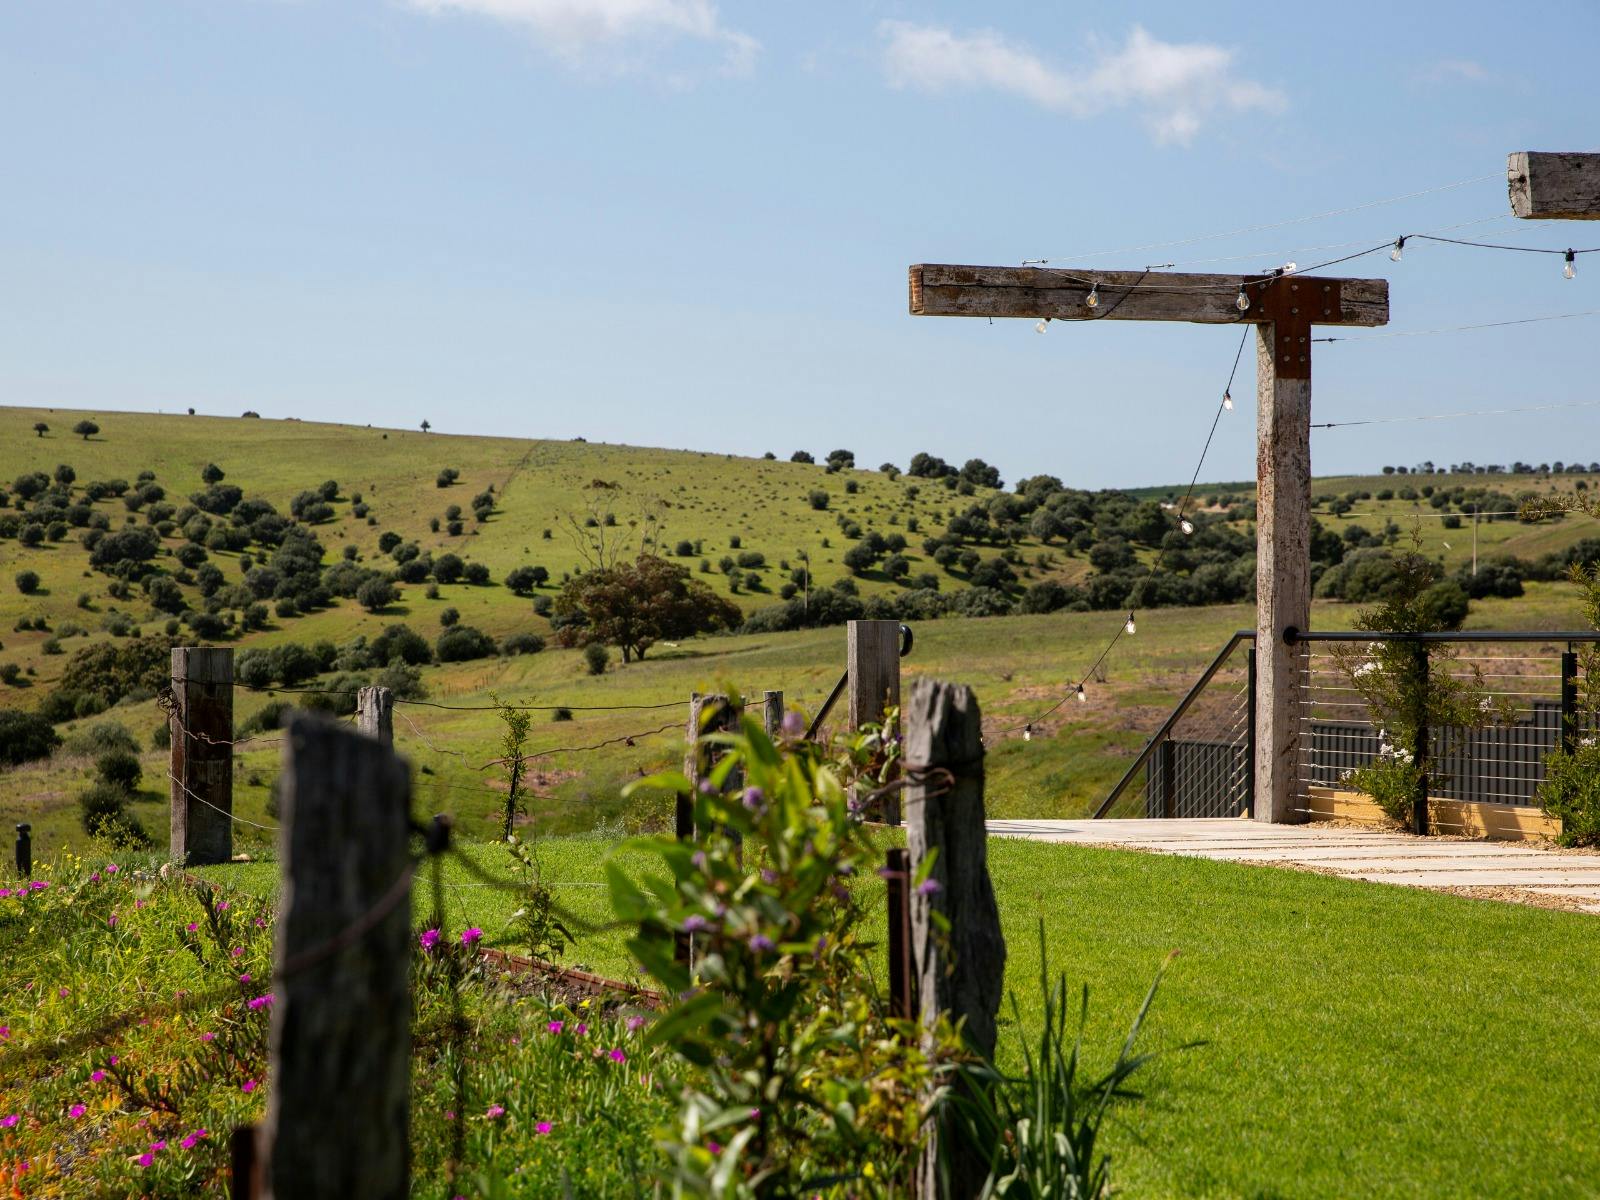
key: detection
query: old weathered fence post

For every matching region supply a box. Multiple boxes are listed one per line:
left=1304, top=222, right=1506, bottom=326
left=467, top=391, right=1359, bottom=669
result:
left=762, top=689, right=784, bottom=738
left=848, top=620, right=903, bottom=822
left=260, top=716, right=413, bottom=1200
left=684, top=692, right=742, bottom=838
left=14, top=823, right=31, bottom=879
left=905, top=678, right=1005, bottom=1199
left=356, top=685, right=394, bottom=748
left=169, top=646, right=235, bottom=865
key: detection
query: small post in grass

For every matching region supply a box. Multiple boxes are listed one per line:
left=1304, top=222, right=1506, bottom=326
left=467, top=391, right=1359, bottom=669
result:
left=904, top=677, right=1005, bottom=1200
left=14, top=823, right=31, bottom=879
left=848, top=620, right=904, bottom=823
left=356, top=685, right=394, bottom=748
left=261, top=715, right=412, bottom=1200
left=169, top=646, right=235, bottom=866
left=883, top=847, right=914, bottom=1020
left=685, top=692, right=742, bottom=839
left=761, top=689, right=784, bottom=738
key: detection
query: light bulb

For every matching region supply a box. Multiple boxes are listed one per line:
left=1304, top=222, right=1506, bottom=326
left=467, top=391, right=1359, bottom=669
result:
left=1223, top=390, right=1234, bottom=411
left=1085, top=283, right=1099, bottom=309
left=1390, top=237, right=1405, bottom=262
left=1234, top=287, right=1250, bottom=313
left=1282, top=261, right=1298, bottom=275
left=1022, top=725, right=1033, bottom=742
left=1075, top=683, right=1087, bottom=703
left=1036, top=318, right=1050, bottom=333
left=1565, top=250, right=1576, bottom=280
left=1124, top=612, right=1137, bottom=636
left=1180, top=517, right=1194, bottom=535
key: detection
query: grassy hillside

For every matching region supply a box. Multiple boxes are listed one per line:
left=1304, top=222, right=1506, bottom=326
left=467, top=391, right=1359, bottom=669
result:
left=2, top=405, right=1595, bottom=860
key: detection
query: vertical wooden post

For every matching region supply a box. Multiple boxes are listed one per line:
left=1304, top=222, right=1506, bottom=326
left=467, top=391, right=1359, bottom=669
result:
left=884, top=847, right=913, bottom=1020
left=904, top=678, right=1004, bottom=1200
left=1253, top=311, right=1311, bottom=824
left=685, top=692, right=742, bottom=838
left=1245, top=647, right=1258, bottom=818
left=262, top=716, right=412, bottom=1200
left=761, top=689, right=784, bottom=738
left=848, top=620, right=903, bottom=823
left=356, top=685, right=394, bottom=748
left=169, top=647, right=235, bottom=865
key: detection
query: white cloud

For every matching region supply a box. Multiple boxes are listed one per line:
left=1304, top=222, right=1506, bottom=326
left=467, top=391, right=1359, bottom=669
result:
left=405, top=0, right=758, bottom=76
left=880, top=22, right=1284, bottom=145
left=1419, top=58, right=1489, bottom=84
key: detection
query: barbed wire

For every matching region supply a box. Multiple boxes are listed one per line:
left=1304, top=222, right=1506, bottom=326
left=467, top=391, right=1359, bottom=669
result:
left=474, top=720, right=682, bottom=771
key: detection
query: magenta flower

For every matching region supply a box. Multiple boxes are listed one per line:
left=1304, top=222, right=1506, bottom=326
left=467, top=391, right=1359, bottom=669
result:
left=575, top=1023, right=588, bottom=1035
left=91, top=1070, right=105, bottom=1083
left=185, top=922, right=198, bottom=932
left=749, top=1107, right=760, bottom=1120
left=0, top=889, right=10, bottom=898
left=241, top=1080, right=257, bottom=1093
left=106, top=864, right=119, bottom=874
left=69, top=1104, right=86, bottom=1118
left=419, top=929, right=441, bottom=952
left=181, top=1128, right=207, bottom=1149
left=58, top=987, right=69, bottom=998
left=108, top=1055, right=119, bottom=1066
left=547, top=1020, right=564, bottom=1034
left=107, top=914, right=118, bottom=928
left=535, top=1121, right=553, bottom=1135
left=626, top=1016, right=646, bottom=1032
left=200, top=1032, right=216, bottom=1042
left=1, top=1114, right=18, bottom=1128
left=247, top=995, right=273, bottom=1010
left=231, top=947, right=245, bottom=959
left=608, top=1048, right=626, bottom=1063
left=150, top=1140, right=166, bottom=1152
left=29, top=881, right=48, bottom=891
left=445, top=1110, right=456, bottom=1120
left=254, top=917, right=267, bottom=928
left=461, top=927, right=482, bottom=947
left=138, top=1153, right=154, bottom=1168
left=916, top=878, right=943, bottom=898
left=485, top=1104, right=505, bottom=1119
left=0, top=1026, right=10, bottom=1041
left=90, top=872, right=101, bottom=883
left=707, top=1140, right=722, bottom=1155
left=216, top=901, right=230, bottom=911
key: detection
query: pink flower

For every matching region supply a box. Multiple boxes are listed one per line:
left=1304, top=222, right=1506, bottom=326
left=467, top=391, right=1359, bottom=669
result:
left=0, top=1026, right=9, bottom=1040
left=200, top=1032, right=216, bottom=1042
left=1, top=1114, right=18, bottom=1128
left=460, top=927, right=482, bottom=947
left=575, top=1023, right=588, bottom=1035
left=485, top=1105, right=505, bottom=1119
left=138, top=1153, right=154, bottom=1168
left=91, top=1070, right=106, bottom=1083
left=247, top=995, right=273, bottom=1010
left=108, top=1055, right=119, bottom=1066
left=216, top=901, right=230, bottom=911
left=535, top=1121, right=553, bottom=1135
left=231, top=947, right=245, bottom=958
left=181, top=1128, right=207, bottom=1149
left=749, top=1107, right=760, bottom=1120
left=150, top=1140, right=166, bottom=1152
left=547, top=1020, right=564, bottom=1034
left=186, top=922, right=198, bottom=932
left=29, top=881, right=48, bottom=891
left=107, top=914, right=118, bottom=928
left=419, top=929, right=440, bottom=952
left=58, top=987, right=70, bottom=998
left=241, top=1080, right=257, bottom=1093
left=608, top=1048, right=626, bottom=1063
left=254, top=917, right=267, bottom=928
left=69, top=1104, right=86, bottom=1118
left=626, top=1016, right=646, bottom=1032
left=0, top=889, right=10, bottom=898
left=239, top=973, right=251, bottom=984
left=91, top=872, right=101, bottom=883
left=444, top=1110, right=456, bottom=1120
left=106, top=864, right=119, bottom=874
left=707, top=1140, right=722, bottom=1155
left=135, top=899, right=145, bottom=909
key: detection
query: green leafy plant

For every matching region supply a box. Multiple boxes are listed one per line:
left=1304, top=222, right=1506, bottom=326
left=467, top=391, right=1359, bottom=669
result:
left=951, top=922, right=1188, bottom=1199
left=491, top=692, right=530, bottom=840
left=1538, top=563, right=1600, bottom=845
left=503, top=834, right=574, bottom=964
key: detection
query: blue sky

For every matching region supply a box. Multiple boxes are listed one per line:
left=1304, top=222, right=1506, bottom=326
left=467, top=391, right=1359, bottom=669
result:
left=3, top=1, right=1598, bottom=488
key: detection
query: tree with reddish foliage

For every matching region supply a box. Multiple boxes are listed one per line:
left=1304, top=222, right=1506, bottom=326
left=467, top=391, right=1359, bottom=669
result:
left=553, top=554, right=741, bottom=663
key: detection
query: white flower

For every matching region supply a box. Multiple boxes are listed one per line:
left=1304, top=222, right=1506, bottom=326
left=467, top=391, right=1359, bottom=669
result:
left=1354, top=662, right=1377, bottom=678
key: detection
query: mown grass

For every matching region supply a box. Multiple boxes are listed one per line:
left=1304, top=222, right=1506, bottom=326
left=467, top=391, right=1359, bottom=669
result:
left=199, top=833, right=1600, bottom=1198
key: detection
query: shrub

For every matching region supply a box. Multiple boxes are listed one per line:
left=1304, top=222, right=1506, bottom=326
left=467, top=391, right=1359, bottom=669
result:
left=439, top=607, right=460, bottom=627
left=1, top=663, right=22, bottom=685
left=356, top=577, right=396, bottom=612
left=63, top=720, right=140, bottom=758
left=583, top=643, right=609, bottom=675
left=14, top=570, right=40, bottom=595
left=95, top=749, right=143, bottom=793
left=78, top=782, right=150, bottom=847
left=463, top=562, right=490, bottom=586
left=435, top=625, right=497, bottom=662
left=432, top=553, right=464, bottom=584
left=0, top=710, right=61, bottom=765
left=808, top=489, right=829, bottom=510
left=502, top=633, right=545, bottom=656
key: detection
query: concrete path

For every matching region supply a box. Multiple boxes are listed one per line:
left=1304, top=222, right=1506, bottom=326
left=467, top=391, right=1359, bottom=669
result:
left=987, top=818, right=1600, bottom=912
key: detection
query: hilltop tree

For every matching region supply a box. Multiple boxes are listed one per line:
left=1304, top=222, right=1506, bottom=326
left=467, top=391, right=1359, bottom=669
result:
left=32, top=422, right=47, bottom=438
left=421, top=420, right=432, bottom=433
left=72, top=419, right=99, bottom=441
left=201, top=463, right=225, bottom=484
left=553, top=553, right=741, bottom=663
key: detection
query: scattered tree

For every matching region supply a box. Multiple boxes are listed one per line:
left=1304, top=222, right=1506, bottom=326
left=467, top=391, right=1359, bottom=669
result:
left=72, top=419, right=99, bottom=441
left=553, top=554, right=741, bottom=663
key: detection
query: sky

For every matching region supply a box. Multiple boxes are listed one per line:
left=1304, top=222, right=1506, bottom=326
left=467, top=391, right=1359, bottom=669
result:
left=3, top=1, right=1598, bottom=489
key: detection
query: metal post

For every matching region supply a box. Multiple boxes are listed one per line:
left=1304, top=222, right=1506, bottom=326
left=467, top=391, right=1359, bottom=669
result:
left=884, top=847, right=913, bottom=1020
left=1245, top=649, right=1258, bottom=818
left=14, top=823, right=31, bottom=878
left=1159, top=738, right=1177, bottom=819
left=1413, top=642, right=1430, bottom=837
left=1561, top=650, right=1579, bottom=754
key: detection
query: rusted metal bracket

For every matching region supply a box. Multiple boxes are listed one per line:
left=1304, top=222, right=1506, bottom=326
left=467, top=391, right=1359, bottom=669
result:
left=1245, top=275, right=1344, bottom=380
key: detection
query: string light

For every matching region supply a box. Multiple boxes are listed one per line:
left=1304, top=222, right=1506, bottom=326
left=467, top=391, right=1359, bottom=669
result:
left=1075, top=684, right=1087, bottom=703
left=1085, top=283, right=1099, bottom=309
left=1179, top=517, right=1195, bottom=535
left=1124, top=612, right=1137, bottom=636
left=1390, top=236, right=1405, bottom=262
left=1223, top=389, right=1234, bottom=411
left=1565, top=249, right=1577, bottom=280
left=1023, top=725, right=1033, bottom=742
left=1035, top=318, right=1050, bottom=333
left=1234, top=287, right=1250, bottom=312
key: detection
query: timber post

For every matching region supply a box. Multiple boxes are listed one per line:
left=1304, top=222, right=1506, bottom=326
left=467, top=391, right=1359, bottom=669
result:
left=356, top=685, right=394, bottom=748
left=169, top=646, right=235, bottom=865
left=904, top=678, right=1004, bottom=1199
left=261, top=716, right=413, bottom=1200
left=847, top=620, right=904, bottom=822
left=761, top=689, right=784, bottom=738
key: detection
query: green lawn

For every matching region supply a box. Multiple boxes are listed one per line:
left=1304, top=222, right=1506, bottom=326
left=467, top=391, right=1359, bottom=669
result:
left=196, top=833, right=1600, bottom=1198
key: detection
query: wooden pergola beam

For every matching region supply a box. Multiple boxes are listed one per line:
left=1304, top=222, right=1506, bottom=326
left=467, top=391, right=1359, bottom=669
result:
left=1508, top=152, right=1600, bottom=220
left=909, top=264, right=1390, bottom=327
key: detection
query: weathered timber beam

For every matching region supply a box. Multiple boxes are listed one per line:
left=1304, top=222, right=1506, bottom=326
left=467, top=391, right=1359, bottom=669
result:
left=1509, top=152, right=1600, bottom=220
left=908, top=264, right=1389, bottom=327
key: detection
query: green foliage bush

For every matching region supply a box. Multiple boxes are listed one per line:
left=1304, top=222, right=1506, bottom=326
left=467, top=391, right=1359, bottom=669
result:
left=63, top=720, right=141, bottom=759
left=94, top=748, right=142, bottom=793
left=0, top=710, right=61, bottom=765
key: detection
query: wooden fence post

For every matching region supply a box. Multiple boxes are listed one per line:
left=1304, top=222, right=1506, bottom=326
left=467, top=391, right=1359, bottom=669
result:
left=762, top=689, right=784, bottom=738
left=905, top=678, right=1005, bottom=1200
left=261, top=716, right=412, bottom=1200
left=169, top=646, right=234, bottom=866
left=684, top=692, right=742, bottom=838
left=848, top=620, right=903, bottom=822
left=356, top=685, right=394, bottom=748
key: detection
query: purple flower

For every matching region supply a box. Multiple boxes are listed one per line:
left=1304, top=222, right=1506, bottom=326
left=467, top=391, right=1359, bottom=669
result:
left=181, top=1128, right=207, bottom=1149
left=741, top=787, right=765, bottom=810
left=461, top=927, right=482, bottom=948
left=186, top=922, right=198, bottom=932
left=0, top=1114, right=18, bottom=1128
left=419, top=928, right=441, bottom=952
left=247, top=995, right=273, bottom=1010
left=485, top=1104, right=505, bottom=1119
left=781, top=711, right=805, bottom=737
left=608, top=1048, right=626, bottom=1063
left=106, top=864, right=119, bottom=874
left=138, top=1153, right=154, bottom=1168
left=69, top=1104, right=86, bottom=1119
left=241, top=1079, right=257, bottom=1093
left=238, top=973, right=251, bottom=984
left=575, top=1023, right=588, bottom=1035
left=760, top=868, right=778, bottom=885
left=748, top=933, right=775, bottom=954
left=200, top=1032, right=216, bottom=1042
left=535, top=1121, right=553, bottom=1135
left=91, top=1070, right=105, bottom=1083
left=231, top=947, right=245, bottom=958
left=0, top=889, right=10, bottom=898
left=90, top=872, right=101, bottom=883
left=917, top=879, right=943, bottom=898
left=216, top=901, right=230, bottom=911
left=691, top=851, right=708, bottom=871
left=29, top=881, right=48, bottom=891
left=682, top=914, right=709, bottom=933
left=547, top=1020, right=564, bottom=1034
